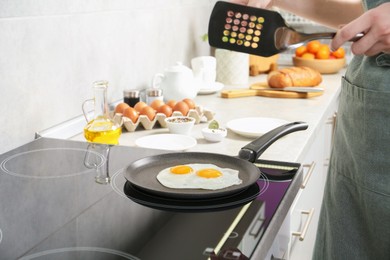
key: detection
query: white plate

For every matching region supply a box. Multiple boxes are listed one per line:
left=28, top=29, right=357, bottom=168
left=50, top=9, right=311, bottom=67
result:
left=135, top=134, right=197, bottom=151
left=197, top=82, right=224, bottom=95
left=226, top=117, right=291, bottom=138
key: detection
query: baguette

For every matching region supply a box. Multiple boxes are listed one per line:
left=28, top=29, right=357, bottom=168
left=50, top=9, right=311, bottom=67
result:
left=267, top=66, right=322, bottom=88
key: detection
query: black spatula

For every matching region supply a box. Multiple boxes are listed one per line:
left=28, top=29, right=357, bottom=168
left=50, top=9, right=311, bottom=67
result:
left=208, top=1, right=361, bottom=57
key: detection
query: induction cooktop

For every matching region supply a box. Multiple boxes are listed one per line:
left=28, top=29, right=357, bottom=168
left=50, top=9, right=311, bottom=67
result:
left=0, top=137, right=302, bottom=260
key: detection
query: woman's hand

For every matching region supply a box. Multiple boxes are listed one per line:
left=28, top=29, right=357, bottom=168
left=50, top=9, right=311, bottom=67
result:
left=230, top=0, right=274, bottom=8
left=331, top=2, right=390, bottom=56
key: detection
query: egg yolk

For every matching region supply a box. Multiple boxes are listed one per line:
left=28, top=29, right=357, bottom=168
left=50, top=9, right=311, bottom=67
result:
left=196, top=168, right=222, bottom=178
left=170, top=165, right=193, bottom=174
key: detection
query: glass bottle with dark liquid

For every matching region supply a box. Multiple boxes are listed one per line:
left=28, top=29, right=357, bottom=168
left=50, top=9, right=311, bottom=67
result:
left=82, top=81, right=122, bottom=145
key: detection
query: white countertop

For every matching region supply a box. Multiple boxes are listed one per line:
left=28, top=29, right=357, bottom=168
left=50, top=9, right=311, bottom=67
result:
left=72, top=70, right=343, bottom=163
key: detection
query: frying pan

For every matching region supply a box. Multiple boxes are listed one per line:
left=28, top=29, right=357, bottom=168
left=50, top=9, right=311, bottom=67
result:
left=125, top=121, right=308, bottom=199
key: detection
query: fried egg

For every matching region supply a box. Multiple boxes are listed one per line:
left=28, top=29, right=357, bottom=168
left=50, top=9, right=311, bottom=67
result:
left=156, top=163, right=242, bottom=190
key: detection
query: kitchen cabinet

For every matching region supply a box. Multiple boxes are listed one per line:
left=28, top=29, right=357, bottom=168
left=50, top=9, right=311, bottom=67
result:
left=270, top=98, right=339, bottom=260
left=289, top=90, right=339, bottom=260
left=323, top=95, right=339, bottom=174
left=288, top=125, right=325, bottom=260
left=264, top=126, right=325, bottom=260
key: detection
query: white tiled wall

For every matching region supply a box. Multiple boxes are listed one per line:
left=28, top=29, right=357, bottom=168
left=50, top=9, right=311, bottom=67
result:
left=0, top=0, right=216, bottom=154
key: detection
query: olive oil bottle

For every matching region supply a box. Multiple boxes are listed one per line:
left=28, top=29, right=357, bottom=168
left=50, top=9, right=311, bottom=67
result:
left=83, top=81, right=122, bottom=145
left=84, top=117, right=121, bottom=145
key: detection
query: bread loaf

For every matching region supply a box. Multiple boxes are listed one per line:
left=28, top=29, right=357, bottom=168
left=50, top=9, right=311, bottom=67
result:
left=267, top=66, right=322, bottom=88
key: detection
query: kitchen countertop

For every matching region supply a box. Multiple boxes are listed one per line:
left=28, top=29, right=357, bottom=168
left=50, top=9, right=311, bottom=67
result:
left=73, top=70, right=343, bottom=163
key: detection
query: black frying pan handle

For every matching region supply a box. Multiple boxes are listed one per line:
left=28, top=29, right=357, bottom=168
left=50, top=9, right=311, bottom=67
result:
left=238, top=121, right=308, bottom=163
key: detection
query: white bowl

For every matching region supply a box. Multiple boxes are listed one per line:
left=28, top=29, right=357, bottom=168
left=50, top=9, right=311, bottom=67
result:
left=164, top=116, right=195, bottom=135
left=202, top=127, right=227, bottom=142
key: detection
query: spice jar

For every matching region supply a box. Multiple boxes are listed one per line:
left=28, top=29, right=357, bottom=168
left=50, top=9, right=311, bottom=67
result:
left=146, top=88, right=163, bottom=105
left=123, top=89, right=140, bottom=107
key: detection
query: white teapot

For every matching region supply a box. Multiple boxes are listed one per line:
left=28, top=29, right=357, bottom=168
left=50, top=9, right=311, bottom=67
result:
left=153, top=62, right=199, bottom=101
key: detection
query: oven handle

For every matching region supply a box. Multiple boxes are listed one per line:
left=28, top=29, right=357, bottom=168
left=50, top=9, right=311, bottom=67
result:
left=292, top=208, right=315, bottom=241
left=249, top=216, right=265, bottom=237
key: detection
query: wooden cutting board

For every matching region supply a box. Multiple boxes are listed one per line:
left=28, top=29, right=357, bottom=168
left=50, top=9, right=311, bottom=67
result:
left=221, top=82, right=324, bottom=99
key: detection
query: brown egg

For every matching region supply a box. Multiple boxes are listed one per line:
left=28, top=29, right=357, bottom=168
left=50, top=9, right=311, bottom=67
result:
left=182, top=98, right=196, bottom=109
left=173, top=101, right=190, bottom=116
left=156, top=104, right=173, bottom=117
left=122, top=107, right=139, bottom=123
left=150, top=99, right=165, bottom=111
left=140, top=106, right=156, bottom=121
left=115, top=102, right=130, bottom=114
left=166, top=100, right=177, bottom=109
left=134, top=101, right=148, bottom=112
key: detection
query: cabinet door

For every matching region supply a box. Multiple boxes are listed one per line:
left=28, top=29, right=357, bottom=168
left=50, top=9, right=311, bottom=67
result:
left=324, top=95, right=339, bottom=179
left=289, top=126, right=325, bottom=260
left=323, top=115, right=337, bottom=182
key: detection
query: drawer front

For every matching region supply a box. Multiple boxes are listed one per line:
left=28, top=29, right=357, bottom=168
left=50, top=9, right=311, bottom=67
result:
left=289, top=129, right=326, bottom=259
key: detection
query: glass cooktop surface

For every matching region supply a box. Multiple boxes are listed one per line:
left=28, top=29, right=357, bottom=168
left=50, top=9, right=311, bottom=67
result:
left=0, top=138, right=300, bottom=260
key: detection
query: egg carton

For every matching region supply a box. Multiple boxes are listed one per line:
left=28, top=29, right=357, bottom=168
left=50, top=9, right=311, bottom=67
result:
left=111, top=106, right=215, bottom=132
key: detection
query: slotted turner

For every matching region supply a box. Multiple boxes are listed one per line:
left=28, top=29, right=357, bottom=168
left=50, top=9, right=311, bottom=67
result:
left=208, top=1, right=362, bottom=57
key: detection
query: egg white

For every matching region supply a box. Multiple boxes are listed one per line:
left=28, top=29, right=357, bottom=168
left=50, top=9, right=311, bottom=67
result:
left=156, top=163, right=242, bottom=190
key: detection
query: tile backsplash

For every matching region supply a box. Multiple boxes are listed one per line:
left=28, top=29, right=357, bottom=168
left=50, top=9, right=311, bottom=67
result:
left=0, top=0, right=216, bottom=154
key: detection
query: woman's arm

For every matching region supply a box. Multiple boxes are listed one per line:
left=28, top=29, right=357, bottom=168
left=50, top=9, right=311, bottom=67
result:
left=231, top=0, right=364, bottom=29
left=274, top=0, right=364, bottom=29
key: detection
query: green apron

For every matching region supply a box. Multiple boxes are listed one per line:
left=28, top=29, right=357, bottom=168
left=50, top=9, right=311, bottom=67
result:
left=312, top=1, right=390, bottom=259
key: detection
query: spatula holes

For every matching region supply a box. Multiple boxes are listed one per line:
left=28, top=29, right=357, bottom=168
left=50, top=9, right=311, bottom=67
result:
left=220, top=9, right=265, bottom=50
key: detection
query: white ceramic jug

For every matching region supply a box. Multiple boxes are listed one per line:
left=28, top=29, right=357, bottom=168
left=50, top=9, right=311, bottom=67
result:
left=153, top=62, right=198, bottom=101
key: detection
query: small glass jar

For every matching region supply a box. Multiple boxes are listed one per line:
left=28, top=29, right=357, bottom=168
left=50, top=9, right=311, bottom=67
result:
left=123, top=89, right=140, bottom=107
left=82, top=81, right=122, bottom=145
left=146, top=88, right=163, bottom=105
